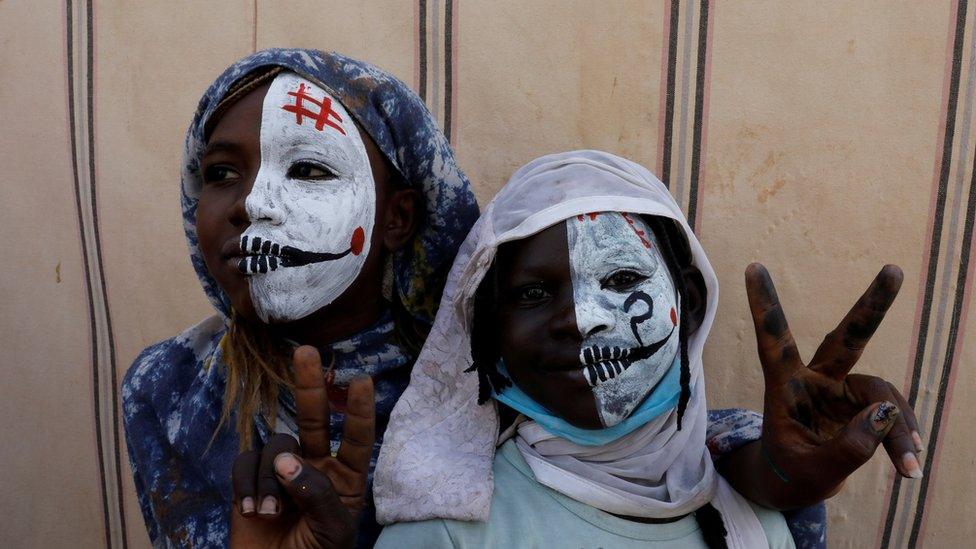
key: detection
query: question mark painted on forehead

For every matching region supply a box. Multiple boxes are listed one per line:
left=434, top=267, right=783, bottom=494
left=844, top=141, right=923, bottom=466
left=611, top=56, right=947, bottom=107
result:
left=624, top=291, right=654, bottom=346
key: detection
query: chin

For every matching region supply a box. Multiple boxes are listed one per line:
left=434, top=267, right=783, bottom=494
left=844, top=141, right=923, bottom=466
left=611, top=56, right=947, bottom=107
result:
left=552, top=405, right=603, bottom=430
left=565, top=415, right=604, bottom=431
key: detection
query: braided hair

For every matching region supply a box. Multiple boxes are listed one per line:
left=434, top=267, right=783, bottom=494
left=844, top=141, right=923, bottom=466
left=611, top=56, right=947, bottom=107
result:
left=465, top=254, right=511, bottom=404
left=643, top=215, right=693, bottom=431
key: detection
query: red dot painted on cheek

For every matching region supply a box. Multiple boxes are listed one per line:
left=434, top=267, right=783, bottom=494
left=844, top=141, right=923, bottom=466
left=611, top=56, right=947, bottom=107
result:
left=351, top=226, right=366, bottom=256
left=670, top=307, right=678, bottom=326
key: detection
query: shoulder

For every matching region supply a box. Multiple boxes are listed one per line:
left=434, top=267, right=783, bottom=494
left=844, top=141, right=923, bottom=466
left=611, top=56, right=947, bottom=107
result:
left=747, top=502, right=797, bottom=549
left=122, top=315, right=225, bottom=414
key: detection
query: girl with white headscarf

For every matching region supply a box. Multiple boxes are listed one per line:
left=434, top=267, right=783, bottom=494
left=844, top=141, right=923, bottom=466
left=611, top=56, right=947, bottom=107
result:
left=372, top=150, right=792, bottom=547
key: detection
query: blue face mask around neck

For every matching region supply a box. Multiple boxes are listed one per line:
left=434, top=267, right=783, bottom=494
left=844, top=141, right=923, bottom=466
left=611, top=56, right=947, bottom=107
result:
left=492, top=355, right=682, bottom=446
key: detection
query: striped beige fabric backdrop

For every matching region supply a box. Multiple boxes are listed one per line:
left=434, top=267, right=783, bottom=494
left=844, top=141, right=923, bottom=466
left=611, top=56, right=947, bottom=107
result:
left=1, top=1, right=973, bottom=547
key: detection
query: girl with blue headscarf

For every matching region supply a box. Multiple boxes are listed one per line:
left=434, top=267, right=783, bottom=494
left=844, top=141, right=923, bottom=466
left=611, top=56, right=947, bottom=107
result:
left=122, top=49, right=480, bottom=547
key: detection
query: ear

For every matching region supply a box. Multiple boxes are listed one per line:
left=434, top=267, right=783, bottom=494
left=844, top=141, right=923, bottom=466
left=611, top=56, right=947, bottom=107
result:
left=680, top=265, right=707, bottom=334
left=357, top=124, right=422, bottom=253
left=381, top=187, right=422, bottom=252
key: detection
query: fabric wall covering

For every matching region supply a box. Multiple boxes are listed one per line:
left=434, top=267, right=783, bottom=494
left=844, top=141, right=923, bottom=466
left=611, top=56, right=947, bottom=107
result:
left=0, top=1, right=972, bottom=547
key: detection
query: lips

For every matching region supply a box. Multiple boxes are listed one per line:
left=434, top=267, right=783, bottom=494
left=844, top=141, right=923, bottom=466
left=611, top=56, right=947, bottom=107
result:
left=235, top=228, right=365, bottom=275
left=579, top=324, right=676, bottom=387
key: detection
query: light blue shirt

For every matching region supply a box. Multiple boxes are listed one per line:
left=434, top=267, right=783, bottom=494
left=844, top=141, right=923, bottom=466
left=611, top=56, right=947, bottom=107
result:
left=377, top=440, right=795, bottom=548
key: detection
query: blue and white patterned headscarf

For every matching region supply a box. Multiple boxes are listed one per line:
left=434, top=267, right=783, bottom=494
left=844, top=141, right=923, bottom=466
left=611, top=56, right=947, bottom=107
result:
left=123, top=49, right=479, bottom=548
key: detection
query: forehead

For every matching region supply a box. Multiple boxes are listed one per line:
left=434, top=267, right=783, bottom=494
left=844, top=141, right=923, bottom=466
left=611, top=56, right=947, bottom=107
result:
left=497, top=222, right=568, bottom=281
left=263, top=72, right=356, bottom=139
left=569, top=212, right=656, bottom=252
left=497, top=213, right=665, bottom=279
left=205, top=80, right=271, bottom=146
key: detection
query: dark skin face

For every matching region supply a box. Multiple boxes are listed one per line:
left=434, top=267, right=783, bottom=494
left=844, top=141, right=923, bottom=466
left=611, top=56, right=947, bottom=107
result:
left=197, top=80, right=421, bottom=345
left=494, top=221, right=707, bottom=430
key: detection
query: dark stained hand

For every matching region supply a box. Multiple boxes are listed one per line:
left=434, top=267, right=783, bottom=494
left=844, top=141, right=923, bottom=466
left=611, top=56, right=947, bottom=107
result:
left=230, top=345, right=375, bottom=549
left=742, top=263, right=922, bottom=508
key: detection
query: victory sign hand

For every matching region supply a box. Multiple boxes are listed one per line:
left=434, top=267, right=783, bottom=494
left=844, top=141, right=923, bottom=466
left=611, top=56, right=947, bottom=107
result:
left=744, top=263, right=922, bottom=507
left=230, top=346, right=375, bottom=549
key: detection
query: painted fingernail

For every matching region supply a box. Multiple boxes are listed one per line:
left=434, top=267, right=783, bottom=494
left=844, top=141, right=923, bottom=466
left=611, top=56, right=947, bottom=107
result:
left=912, top=431, right=924, bottom=453
left=871, top=401, right=900, bottom=434
left=902, top=452, right=923, bottom=479
left=241, top=496, right=255, bottom=515
left=259, top=495, right=278, bottom=515
left=274, top=452, right=303, bottom=481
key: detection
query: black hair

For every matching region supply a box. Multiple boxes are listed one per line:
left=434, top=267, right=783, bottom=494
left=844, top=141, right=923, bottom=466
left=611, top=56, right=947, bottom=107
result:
left=465, top=254, right=512, bottom=404
left=643, top=215, right=692, bottom=431
left=696, top=502, right=730, bottom=549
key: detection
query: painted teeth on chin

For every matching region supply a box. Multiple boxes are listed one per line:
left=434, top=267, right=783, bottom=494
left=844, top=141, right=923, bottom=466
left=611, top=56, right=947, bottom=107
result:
left=583, top=359, right=632, bottom=387
left=238, top=254, right=282, bottom=274
left=580, top=345, right=626, bottom=365
left=237, top=236, right=285, bottom=274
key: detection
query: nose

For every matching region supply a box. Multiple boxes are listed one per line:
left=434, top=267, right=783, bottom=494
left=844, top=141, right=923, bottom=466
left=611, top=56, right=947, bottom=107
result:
left=244, top=172, right=286, bottom=225
left=569, top=290, right=616, bottom=338
left=226, top=178, right=255, bottom=229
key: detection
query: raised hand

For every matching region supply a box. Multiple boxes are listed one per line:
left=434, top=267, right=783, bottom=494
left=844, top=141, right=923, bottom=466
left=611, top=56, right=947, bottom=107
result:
left=230, top=346, right=375, bottom=549
left=737, top=263, right=922, bottom=508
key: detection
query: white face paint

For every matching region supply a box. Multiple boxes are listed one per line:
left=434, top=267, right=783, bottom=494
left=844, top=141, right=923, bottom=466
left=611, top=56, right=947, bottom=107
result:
left=239, top=72, right=376, bottom=323
left=567, top=212, right=680, bottom=427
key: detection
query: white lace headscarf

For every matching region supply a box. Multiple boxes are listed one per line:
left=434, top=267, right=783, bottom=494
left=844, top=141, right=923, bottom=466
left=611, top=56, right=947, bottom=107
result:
left=374, top=150, right=765, bottom=546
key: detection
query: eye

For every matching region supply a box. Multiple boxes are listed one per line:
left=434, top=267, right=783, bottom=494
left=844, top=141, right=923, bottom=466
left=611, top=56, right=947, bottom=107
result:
left=602, top=270, right=648, bottom=291
left=512, top=283, right=553, bottom=307
left=288, top=161, right=335, bottom=180
left=202, top=165, right=242, bottom=185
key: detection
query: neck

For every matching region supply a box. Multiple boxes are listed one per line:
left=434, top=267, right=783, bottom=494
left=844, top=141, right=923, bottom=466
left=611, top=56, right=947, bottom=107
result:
left=266, top=292, right=387, bottom=347
left=611, top=512, right=689, bottom=524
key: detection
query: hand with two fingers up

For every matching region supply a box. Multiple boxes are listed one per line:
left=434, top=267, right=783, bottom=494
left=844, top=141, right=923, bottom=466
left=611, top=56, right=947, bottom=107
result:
left=724, top=263, right=923, bottom=510
left=230, top=346, right=376, bottom=549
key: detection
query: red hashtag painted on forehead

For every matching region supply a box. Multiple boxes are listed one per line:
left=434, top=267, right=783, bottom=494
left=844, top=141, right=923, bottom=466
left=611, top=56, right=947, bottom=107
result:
left=281, top=82, right=346, bottom=135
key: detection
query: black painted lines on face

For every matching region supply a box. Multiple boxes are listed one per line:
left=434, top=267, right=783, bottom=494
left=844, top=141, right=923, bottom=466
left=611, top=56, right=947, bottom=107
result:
left=579, top=324, right=676, bottom=387
left=237, top=234, right=357, bottom=274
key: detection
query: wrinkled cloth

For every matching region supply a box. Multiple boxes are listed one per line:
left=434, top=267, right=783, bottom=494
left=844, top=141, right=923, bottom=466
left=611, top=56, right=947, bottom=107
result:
left=706, top=409, right=827, bottom=549
left=375, top=440, right=795, bottom=548
left=122, top=48, right=479, bottom=548
left=374, top=150, right=825, bottom=548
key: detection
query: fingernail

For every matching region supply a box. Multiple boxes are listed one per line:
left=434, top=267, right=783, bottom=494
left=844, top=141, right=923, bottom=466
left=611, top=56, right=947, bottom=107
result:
left=902, top=452, right=923, bottom=479
left=259, top=495, right=278, bottom=515
left=871, top=401, right=900, bottom=434
left=912, top=431, right=923, bottom=453
left=274, top=452, right=302, bottom=481
left=241, top=496, right=255, bottom=515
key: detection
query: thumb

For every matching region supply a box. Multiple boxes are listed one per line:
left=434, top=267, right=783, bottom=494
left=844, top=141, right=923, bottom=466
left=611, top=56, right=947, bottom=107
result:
left=812, top=401, right=899, bottom=481
left=273, top=452, right=358, bottom=547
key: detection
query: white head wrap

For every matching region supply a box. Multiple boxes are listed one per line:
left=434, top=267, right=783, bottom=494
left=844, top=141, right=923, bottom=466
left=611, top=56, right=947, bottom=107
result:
left=374, top=150, right=766, bottom=547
